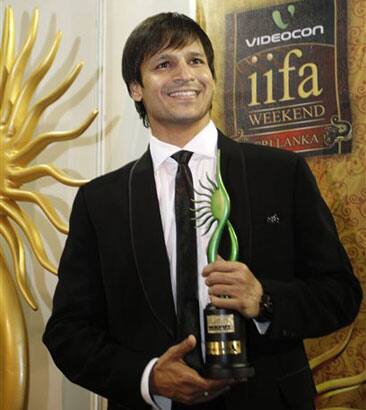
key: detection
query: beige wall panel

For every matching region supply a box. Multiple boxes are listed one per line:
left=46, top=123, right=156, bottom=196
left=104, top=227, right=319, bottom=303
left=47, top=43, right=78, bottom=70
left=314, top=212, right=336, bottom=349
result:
left=0, top=0, right=101, bottom=409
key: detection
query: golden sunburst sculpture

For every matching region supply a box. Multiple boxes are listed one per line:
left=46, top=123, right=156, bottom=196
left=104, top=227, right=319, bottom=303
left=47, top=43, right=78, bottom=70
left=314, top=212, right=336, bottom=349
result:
left=0, top=6, right=97, bottom=410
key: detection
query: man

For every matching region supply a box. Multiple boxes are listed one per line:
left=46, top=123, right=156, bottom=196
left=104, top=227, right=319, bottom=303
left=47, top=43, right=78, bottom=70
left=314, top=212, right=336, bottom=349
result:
left=43, top=12, right=362, bottom=410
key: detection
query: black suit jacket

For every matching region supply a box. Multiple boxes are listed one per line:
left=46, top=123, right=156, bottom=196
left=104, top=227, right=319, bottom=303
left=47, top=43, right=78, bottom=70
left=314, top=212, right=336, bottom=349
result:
left=43, top=132, right=362, bottom=410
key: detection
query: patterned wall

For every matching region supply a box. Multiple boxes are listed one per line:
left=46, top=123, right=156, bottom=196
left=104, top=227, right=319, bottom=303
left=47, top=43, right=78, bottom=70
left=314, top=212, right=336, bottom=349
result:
left=305, top=1, right=366, bottom=407
left=197, top=0, right=366, bottom=407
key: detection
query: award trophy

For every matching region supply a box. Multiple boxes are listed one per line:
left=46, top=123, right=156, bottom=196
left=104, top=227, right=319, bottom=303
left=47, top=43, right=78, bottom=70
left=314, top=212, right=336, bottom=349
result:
left=193, top=150, right=254, bottom=380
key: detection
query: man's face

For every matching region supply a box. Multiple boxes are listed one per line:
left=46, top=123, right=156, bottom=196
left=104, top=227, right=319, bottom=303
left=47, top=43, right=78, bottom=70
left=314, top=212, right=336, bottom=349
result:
left=130, top=39, right=215, bottom=138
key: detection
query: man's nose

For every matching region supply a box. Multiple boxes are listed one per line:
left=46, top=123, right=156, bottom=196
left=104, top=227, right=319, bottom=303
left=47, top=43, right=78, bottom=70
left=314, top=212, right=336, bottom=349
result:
left=173, top=61, right=194, bottom=82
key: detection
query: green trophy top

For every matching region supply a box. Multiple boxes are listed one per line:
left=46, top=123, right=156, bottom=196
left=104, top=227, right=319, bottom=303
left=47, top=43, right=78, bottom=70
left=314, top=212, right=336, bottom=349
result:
left=193, top=149, right=239, bottom=263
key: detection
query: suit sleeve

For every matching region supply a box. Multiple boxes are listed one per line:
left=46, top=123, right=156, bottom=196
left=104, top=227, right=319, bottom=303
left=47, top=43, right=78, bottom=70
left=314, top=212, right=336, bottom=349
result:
left=43, top=187, right=150, bottom=408
left=260, top=155, right=362, bottom=340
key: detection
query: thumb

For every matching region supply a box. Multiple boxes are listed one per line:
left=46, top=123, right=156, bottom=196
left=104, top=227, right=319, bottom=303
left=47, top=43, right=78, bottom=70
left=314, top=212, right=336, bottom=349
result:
left=169, top=335, right=196, bottom=360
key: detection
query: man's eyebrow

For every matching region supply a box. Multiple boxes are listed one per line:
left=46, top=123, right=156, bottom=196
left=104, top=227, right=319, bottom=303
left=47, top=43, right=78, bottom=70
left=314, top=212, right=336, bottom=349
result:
left=153, top=53, right=171, bottom=61
left=189, top=51, right=205, bottom=57
left=145, top=53, right=171, bottom=65
left=151, top=50, right=206, bottom=62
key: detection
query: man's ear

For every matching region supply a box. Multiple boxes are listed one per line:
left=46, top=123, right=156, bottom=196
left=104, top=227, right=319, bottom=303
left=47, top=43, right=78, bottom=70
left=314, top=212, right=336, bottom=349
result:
left=129, top=82, right=143, bottom=102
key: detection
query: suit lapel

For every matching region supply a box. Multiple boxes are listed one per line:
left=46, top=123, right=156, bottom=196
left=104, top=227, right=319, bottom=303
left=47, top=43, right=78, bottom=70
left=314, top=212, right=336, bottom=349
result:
left=129, top=150, right=176, bottom=339
left=218, top=132, right=252, bottom=265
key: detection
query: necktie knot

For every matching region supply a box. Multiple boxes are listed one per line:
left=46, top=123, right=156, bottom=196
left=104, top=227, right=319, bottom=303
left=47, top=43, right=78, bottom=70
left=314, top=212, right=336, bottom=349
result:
left=172, top=150, right=193, bottom=165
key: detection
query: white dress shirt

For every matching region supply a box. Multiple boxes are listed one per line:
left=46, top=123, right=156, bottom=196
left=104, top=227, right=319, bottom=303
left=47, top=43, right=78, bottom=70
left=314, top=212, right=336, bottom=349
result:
left=140, top=121, right=269, bottom=410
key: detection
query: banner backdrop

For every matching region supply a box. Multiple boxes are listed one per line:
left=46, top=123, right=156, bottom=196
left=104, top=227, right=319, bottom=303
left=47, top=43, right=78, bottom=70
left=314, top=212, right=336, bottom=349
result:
left=197, top=0, right=366, bottom=407
left=224, top=0, right=352, bottom=156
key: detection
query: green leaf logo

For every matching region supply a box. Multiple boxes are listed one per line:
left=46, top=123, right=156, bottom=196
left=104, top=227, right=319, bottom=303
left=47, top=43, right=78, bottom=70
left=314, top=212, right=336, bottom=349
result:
left=272, top=4, right=296, bottom=30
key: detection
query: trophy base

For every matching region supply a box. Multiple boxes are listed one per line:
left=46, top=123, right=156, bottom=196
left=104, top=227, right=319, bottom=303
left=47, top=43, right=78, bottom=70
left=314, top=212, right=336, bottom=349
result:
left=203, top=363, right=255, bottom=381
left=204, top=304, right=255, bottom=381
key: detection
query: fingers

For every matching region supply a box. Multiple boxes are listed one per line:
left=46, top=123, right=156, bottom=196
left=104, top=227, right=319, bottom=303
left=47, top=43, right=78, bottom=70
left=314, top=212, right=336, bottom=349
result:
left=203, top=260, right=247, bottom=276
left=208, top=283, right=238, bottom=298
left=205, top=271, right=245, bottom=286
left=209, top=295, right=241, bottom=310
left=151, top=353, right=230, bottom=403
left=205, top=378, right=232, bottom=391
left=202, top=259, right=263, bottom=318
left=150, top=335, right=235, bottom=404
left=203, top=260, right=260, bottom=296
left=167, top=335, right=196, bottom=360
left=208, top=282, right=260, bottom=298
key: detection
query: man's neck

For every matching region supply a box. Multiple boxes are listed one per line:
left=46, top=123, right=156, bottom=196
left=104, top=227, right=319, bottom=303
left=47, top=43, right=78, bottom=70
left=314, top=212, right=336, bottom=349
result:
left=149, top=117, right=210, bottom=148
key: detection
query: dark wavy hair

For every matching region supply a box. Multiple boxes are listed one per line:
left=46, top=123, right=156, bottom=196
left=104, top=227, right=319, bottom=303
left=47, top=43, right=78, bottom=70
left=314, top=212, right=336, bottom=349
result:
left=122, top=12, right=215, bottom=128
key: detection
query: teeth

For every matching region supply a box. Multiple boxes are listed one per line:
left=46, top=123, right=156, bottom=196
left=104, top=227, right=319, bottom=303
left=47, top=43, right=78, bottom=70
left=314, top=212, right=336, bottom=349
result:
left=169, top=91, right=197, bottom=97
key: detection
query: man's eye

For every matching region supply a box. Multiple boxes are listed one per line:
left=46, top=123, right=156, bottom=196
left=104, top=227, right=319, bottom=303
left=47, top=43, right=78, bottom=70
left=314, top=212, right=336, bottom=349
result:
left=156, top=61, right=169, bottom=69
left=191, top=58, right=204, bottom=65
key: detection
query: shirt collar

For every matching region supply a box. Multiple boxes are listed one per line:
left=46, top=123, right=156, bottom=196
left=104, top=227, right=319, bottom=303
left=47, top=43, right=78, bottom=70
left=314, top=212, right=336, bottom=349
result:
left=149, top=120, right=218, bottom=171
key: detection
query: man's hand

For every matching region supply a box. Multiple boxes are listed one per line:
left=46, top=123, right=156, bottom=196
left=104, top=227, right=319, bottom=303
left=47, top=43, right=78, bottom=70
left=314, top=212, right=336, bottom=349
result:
left=202, top=258, right=263, bottom=318
left=150, top=335, right=231, bottom=404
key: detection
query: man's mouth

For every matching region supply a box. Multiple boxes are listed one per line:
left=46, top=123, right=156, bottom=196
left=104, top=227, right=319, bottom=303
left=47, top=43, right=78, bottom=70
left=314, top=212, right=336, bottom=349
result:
left=167, top=90, right=199, bottom=97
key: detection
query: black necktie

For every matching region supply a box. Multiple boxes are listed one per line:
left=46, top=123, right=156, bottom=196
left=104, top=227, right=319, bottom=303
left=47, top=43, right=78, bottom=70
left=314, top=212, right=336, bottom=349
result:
left=172, top=151, right=203, bottom=371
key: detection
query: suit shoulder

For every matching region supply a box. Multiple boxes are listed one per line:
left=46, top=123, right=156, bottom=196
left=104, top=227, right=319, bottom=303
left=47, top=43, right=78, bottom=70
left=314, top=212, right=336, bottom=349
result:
left=73, top=160, right=139, bottom=212
left=81, top=159, right=137, bottom=193
left=241, top=142, right=298, bottom=164
left=71, top=159, right=140, bottom=218
left=238, top=142, right=303, bottom=176
left=219, top=132, right=302, bottom=174
left=219, top=131, right=298, bottom=164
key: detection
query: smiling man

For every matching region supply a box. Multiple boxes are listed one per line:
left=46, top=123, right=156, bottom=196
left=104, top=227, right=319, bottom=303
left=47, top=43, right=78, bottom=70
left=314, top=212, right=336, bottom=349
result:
left=129, top=40, right=215, bottom=145
left=43, top=12, right=362, bottom=410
